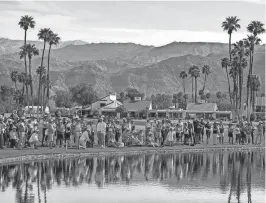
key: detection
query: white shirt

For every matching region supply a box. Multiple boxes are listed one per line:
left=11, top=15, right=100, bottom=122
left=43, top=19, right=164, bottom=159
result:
left=80, top=131, right=90, bottom=141
left=97, top=122, right=106, bottom=133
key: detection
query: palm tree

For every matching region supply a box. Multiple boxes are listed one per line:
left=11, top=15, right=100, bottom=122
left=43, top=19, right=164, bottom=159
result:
left=17, top=72, right=26, bottom=106
left=245, top=21, right=265, bottom=121
left=188, top=67, right=194, bottom=102
left=199, top=89, right=204, bottom=100
left=221, top=16, right=241, bottom=64
left=18, top=15, right=35, bottom=108
left=232, top=40, right=249, bottom=118
left=11, top=71, right=19, bottom=91
left=36, top=66, right=46, bottom=113
left=205, top=92, right=211, bottom=102
left=201, top=65, right=211, bottom=93
left=221, top=57, right=233, bottom=106
left=42, top=74, right=47, bottom=114
left=229, top=57, right=239, bottom=114
left=11, top=71, right=19, bottom=108
left=37, top=28, right=51, bottom=114
left=45, top=32, right=60, bottom=109
left=179, top=71, right=188, bottom=94
left=251, top=75, right=261, bottom=113
left=216, top=91, right=222, bottom=102
left=25, top=44, right=39, bottom=105
left=190, top=65, right=200, bottom=103
left=172, top=94, right=178, bottom=108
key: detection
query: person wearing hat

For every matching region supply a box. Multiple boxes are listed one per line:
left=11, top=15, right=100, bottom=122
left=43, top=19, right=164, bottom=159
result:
left=96, top=117, right=107, bottom=148
left=146, top=130, right=158, bottom=147
left=56, top=119, right=65, bottom=148
left=9, top=125, right=18, bottom=148
left=255, top=121, right=263, bottom=145
left=0, top=115, right=5, bottom=149
left=228, top=123, right=234, bottom=145
left=18, top=116, right=27, bottom=149
left=212, top=121, right=219, bottom=145
left=79, top=125, right=90, bottom=149
left=47, top=118, right=55, bottom=149
left=65, top=119, right=72, bottom=148
left=74, top=118, right=82, bottom=149
left=234, top=123, right=241, bottom=145
left=29, top=123, right=39, bottom=150
left=122, top=128, right=131, bottom=146
left=155, top=120, right=162, bottom=146
left=41, top=116, right=48, bottom=147
left=86, top=121, right=94, bottom=147
left=245, top=122, right=253, bottom=145
left=165, top=127, right=175, bottom=146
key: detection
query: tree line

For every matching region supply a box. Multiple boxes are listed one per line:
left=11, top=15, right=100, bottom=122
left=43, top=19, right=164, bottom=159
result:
left=221, top=17, right=264, bottom=121
left=4, top=15, right=265, bottom=120
left=10, top=15, right=60, bottom=115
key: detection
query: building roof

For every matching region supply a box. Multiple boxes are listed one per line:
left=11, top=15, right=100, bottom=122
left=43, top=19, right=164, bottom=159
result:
left=123, top=100, right=152, bottom=112
left=256, top=97, right=265, bottom=106
left=186, top=103, right=217, bottom=112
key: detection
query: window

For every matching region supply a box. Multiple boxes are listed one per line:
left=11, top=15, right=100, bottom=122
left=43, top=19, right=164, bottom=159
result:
left=100, top=103, right=106, bottom=107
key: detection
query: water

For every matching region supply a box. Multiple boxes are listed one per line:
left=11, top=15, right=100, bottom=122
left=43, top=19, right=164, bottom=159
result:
left=0, top=151, right=264, bottom=203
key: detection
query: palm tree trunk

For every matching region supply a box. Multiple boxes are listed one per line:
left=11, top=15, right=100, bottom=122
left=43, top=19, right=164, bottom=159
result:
left=202, top=74, right=206, bottom=92
left=229, top=34, right=232, bottom=64
left=46, top=45, right=52, bottom=109
left=183, top=78, right=186, bottom=94
left=252, top=87, right=256, bottom=113
left=22, top=83, right=25, bottom=106
left=225, top=66, right=233, bottom=108
left=192, top=77, right=194, bottom=102
left=195, top=77, right=197, bottom=103
left=28, top=57, right=34, bottom=117
left=43, top=84, right=46, bottom=114
left=234, top=76, right=238, bottom=119
left=250, top=47, right=255, bottom=105
left=38, top=41, right=46, bottom=116
left=24, top=29, right=29, bottom=109
left=239, top=61, right=243, bottom=120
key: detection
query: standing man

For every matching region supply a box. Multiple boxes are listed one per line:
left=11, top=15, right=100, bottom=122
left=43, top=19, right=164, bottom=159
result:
left=0, top=116, right=5, bottom=149
left=200, top=118, right=205, bottom=143
left=18, top=116, right=27, bottom=149
left=193, top=119, right=201, bottom=145
left=97, top=117, right=107, bottom=148
left=74, top=118, right=82, bottom=149
left=41, top=116, right=48, bottom=147
left=188, top=119, right=194, bottom=145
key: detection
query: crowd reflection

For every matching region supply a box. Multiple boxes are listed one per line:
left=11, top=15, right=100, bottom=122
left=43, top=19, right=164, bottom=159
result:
left=0, top=151, right=264, bottom=203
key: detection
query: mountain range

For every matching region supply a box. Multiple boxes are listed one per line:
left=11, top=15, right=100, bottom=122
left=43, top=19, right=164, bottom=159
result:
left=0, top=38, right=265, bottom=97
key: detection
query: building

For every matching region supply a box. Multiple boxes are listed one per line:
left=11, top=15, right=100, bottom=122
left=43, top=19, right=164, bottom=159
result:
left=254, top=97, right=265, bottom=119
left=24, top=106, right=50, bottom=117
left=149, top=109, right=186, bottom=119
left=186, top=102, right=232, bottom=120
left=123, top=99, right=152, bottom=119
left=83, top=94, right=122, bottom=117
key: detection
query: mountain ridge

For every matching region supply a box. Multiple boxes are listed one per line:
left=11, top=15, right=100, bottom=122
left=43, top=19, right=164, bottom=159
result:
left=0, top=38, right=264, bottom=97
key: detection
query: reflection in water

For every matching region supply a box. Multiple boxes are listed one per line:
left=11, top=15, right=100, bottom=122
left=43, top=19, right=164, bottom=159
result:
left=0, top=151, right=264, bottom=203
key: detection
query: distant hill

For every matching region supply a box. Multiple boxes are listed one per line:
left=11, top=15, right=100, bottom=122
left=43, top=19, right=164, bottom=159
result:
left=0, top=38, right=88, bottom=55
left=0, top=38, right=264, bottom=97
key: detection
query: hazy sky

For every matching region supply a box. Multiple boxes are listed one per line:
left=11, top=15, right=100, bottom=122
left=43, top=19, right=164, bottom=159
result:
left=0, top=0, right=265, bottom=46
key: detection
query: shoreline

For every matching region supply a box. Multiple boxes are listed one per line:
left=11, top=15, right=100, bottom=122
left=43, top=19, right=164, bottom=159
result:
left=0, top=145, right=264, bottom=165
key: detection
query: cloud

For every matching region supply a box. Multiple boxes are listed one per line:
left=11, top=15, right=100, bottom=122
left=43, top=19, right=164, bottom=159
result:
left=0, top=1, right=264, bottom=45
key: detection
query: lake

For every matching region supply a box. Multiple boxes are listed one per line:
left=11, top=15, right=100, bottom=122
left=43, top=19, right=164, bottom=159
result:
left=0, top=151, right=264, bottom=203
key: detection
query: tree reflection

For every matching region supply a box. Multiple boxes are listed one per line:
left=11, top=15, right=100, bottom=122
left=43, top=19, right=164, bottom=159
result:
left=0, top=151, right=264, bottom=203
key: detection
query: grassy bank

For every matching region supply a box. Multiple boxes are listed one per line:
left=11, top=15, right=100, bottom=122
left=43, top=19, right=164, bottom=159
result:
left=0, top=144, right=264, bottom=165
